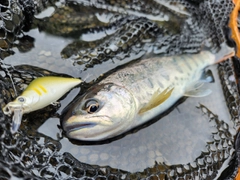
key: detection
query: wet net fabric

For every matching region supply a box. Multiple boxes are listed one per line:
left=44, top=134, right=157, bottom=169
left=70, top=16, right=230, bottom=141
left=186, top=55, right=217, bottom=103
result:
left=0, top=0, right=49, bottom=59
left=0, top=0, right=239, bottom=179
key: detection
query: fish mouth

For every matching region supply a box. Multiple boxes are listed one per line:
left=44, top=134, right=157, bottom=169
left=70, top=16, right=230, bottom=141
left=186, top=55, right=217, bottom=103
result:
left=64, top=122, right=97, bottom=133
left=63, top=115, right=112, bottom=132
left=62, top=115, right=113, bottom=140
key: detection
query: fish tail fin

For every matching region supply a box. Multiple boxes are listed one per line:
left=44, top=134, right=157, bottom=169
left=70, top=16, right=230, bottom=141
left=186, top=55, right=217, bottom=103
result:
left=214, top=43, right=235, bottom=63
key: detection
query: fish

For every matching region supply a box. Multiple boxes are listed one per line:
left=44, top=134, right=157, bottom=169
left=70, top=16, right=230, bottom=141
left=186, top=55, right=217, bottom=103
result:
left=3, top=76, right=82, bottom=133
left=62, top=43, right=235, bottom=141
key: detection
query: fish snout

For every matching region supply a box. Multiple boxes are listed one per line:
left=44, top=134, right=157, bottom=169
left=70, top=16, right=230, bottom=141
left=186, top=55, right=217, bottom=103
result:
left=63, top=116, right=97, bottom=132
left=62, top=115, right=114, bottom=141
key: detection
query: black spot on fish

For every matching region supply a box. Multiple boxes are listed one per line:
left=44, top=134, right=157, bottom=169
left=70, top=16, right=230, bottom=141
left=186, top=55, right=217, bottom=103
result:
left=172, top=57, right=183, bottom=73
left=147, top=78, right=154, bottom=88
left=158, top=81, right=164, bottom=88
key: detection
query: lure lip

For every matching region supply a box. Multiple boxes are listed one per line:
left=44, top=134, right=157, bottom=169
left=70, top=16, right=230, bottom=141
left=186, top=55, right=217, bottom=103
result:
left=2, top=103, right=24, bottom=133
left=11, top=107, right=23, bottom=134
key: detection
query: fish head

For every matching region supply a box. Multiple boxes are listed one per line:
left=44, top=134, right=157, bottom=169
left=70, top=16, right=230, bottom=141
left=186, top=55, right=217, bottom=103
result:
left=62, top=83, right=137, bottom=141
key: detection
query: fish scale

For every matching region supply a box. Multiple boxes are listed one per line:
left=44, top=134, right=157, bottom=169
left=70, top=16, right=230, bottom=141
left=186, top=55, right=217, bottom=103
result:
left=103, top=52, right=210, bottom=99
left=63, top=44, right=234, bottom=141
left=101, top=51, right=214, bottom=125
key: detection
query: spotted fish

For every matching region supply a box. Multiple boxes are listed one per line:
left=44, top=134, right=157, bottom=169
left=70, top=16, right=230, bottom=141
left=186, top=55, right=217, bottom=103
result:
left=62, top=43, right=235, bottom=141
left=3, top=76, right=82, bottom=133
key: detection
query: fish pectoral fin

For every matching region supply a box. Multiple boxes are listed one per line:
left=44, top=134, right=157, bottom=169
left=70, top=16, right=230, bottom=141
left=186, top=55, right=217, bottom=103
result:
left=138, top=87, right=174, bottom=114
left=184, top=88, right=212, bottom=97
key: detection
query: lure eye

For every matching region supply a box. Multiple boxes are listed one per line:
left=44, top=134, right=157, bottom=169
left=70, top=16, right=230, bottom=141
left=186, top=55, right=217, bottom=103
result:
left=84, top=100, right=99, bottom=114
left=17, top=97, right=25, bottom=103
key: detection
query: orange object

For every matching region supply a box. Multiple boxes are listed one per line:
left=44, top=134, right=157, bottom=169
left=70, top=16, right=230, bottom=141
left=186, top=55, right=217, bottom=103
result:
left=230, top=0, right=240, bottom=57
left=236, top=168, right=240, bottom=180
left=233, top=0, right=238, bottom=4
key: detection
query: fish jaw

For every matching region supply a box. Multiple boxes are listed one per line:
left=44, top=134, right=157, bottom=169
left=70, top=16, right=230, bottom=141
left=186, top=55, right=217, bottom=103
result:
left=63, top=115, right=122, bottom=141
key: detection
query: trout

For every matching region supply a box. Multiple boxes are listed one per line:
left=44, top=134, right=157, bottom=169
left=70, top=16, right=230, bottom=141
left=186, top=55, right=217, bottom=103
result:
left=62, top=43, right=235, bottom=141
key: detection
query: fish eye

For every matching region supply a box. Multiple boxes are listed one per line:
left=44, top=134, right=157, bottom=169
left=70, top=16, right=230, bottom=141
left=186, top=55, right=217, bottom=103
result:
left=84, top=100, right=99, bottom=114
left=17, top=97, right=25, bottom=103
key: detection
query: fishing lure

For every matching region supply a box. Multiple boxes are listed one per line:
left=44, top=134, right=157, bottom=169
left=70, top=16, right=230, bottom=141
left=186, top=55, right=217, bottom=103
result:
left=3, top=76, right=82, bottom=133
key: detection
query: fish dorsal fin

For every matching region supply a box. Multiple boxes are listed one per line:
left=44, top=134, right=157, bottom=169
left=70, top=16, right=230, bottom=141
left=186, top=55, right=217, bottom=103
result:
left=138, top=87, right=174, bottom=114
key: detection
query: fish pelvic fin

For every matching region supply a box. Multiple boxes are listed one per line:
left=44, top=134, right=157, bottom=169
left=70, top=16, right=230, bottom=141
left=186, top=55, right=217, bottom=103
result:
left=138, top=87, right=174, bottom=114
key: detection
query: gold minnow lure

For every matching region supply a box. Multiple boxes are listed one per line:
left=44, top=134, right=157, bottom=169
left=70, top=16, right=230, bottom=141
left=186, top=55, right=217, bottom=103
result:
left=3, top=76, right=82, bottom=133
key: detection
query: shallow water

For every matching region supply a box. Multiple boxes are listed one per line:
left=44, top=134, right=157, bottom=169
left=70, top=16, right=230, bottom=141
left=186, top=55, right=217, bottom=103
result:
left=3, top=1, right=237, bottom=177
left=5, top=28, right=235, bottom=173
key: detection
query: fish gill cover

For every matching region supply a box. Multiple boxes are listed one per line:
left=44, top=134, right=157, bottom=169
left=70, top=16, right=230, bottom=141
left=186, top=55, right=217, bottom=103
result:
left=0, top=0, right=239, bottom=179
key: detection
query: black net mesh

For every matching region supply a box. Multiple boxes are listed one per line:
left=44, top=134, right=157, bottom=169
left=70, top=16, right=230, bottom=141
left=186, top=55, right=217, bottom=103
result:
left=0, top=0, right=50, bottom=59
left=0, top=0, right=239, bottom=179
